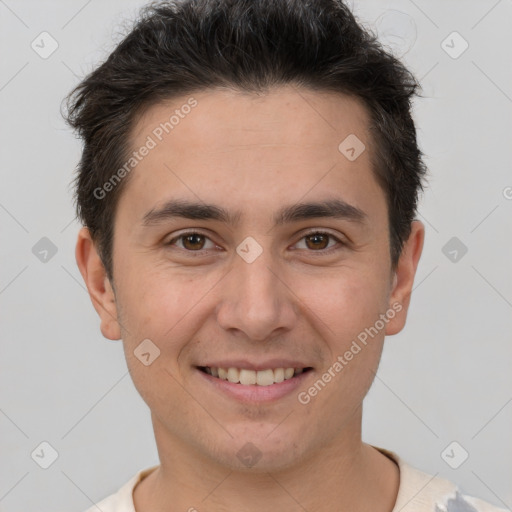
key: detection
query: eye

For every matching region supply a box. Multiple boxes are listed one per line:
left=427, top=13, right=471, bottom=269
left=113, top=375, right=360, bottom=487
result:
left=293, top=231, right=344, bottom=252
left=166, top=230, right=346, bottom=254
left=166, top=231, right=217, bottom=252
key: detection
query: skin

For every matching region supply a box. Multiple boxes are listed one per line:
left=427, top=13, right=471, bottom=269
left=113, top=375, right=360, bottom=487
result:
left=76, top=85, right=424, bottom=512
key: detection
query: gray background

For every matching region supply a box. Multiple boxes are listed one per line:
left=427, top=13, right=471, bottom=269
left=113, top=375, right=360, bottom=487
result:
left=1, top=0, right=511, bottom=510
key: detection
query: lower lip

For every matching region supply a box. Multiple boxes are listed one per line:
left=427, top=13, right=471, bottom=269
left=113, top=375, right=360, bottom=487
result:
left=196, top=368, right=313, bottom=403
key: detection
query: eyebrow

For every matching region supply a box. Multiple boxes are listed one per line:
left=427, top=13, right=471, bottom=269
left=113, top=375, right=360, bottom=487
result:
left=141, top=198, right=368, bottom=227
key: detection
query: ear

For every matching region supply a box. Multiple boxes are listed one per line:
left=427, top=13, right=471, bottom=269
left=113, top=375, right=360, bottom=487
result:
left=385, top=220, right=425, bottom=336
left=75, top=227, right=121, bottom=340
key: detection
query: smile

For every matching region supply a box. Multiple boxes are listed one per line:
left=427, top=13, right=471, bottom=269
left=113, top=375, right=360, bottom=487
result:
left=198, top=366, right=313, bottom=386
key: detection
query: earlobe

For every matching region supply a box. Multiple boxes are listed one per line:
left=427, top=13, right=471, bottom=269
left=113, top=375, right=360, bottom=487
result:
left=385, top=220, right=425, bottom=336
left=75, top=227, right=121, bottom=340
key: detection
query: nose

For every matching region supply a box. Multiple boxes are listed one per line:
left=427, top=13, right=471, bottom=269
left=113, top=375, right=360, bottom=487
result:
left=215, top=246, right=298, bottom=342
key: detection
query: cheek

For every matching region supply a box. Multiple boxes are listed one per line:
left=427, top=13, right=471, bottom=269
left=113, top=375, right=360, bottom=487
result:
left=302, top=267, right=390, bottom=344
left=297, top=273, right=389, bottom=415
left=117, top=262, right=186, bottom=324
left=114, top=271, right=198, bottom=411
left=115, top=266, right=220, bottom=357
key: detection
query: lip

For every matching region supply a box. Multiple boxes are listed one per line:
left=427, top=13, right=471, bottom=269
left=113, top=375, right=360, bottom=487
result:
left=196, top=360, right=311, bottom=371
left=195, top=366, right=314, bottom=403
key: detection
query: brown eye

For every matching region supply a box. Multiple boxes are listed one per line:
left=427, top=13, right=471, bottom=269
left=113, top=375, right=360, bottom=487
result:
left=305, top=233, right=330, bottom=250
left=182, top=233, right=206, bottom=250
left=294, top=231, right=343, bottom=253
left=167, top=232, right=216, bottom=252
left=295, top=231, right=347, bottom=256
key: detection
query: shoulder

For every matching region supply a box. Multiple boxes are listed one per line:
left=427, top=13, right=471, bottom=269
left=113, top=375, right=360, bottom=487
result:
left=373, top=446, right=507, bottom=512
left=82, top=465, right=159, bottom=512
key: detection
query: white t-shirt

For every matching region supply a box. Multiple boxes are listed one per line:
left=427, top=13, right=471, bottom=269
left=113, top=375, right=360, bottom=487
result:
left=84, top=446, right=507, bottom=512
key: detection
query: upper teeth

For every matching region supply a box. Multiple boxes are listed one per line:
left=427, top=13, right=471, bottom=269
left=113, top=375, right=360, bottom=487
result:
left=204, top=367, right=304, bottom=386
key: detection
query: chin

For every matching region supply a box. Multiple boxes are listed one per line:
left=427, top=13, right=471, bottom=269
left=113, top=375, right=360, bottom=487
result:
left=212, top=427, right=308, bottom=473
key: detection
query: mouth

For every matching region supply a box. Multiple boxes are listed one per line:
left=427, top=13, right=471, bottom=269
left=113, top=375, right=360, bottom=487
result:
left=197, top=366, right=313, bottom=386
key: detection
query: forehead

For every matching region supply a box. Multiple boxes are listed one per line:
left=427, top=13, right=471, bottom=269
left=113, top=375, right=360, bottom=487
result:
left=132, top=85, right=372, bottom=156
left=119, top=85, right=385, bottom=225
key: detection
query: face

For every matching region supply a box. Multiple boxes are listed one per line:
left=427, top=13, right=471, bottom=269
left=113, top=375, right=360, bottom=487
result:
left=77, top=85, right=424, bottom=472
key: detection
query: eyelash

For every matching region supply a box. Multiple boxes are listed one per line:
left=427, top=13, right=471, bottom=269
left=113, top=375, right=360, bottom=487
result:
left=166, top=229, right=346, bottom=255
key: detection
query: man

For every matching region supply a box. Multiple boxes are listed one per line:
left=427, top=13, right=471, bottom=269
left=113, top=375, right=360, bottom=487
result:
left=64, top=0, right=505, bottom=510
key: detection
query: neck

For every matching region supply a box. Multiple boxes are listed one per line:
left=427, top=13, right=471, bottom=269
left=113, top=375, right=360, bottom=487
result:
left=133, top=408, right=400, bottom=512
